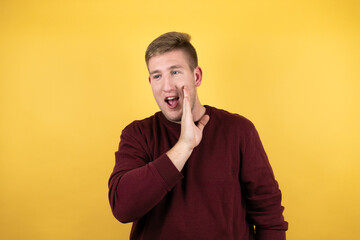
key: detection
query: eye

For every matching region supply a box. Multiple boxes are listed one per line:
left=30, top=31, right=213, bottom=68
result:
left=152, top=74, right=161, bottom=80
left=171, top=71, right=179, bottom=75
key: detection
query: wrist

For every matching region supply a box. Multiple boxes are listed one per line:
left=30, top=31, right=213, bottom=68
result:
left=176, top=139, right=194, bottom=153
left=166, top=141, right=193, bottom=172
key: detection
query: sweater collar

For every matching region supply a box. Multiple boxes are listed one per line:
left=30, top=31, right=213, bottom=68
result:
left=157, top=105, right=212, bottom=130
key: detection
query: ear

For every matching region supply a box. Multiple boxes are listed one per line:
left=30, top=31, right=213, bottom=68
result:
left=148, top=76, right=151, bottom=83
left=194, top=66, right=203, bottom=87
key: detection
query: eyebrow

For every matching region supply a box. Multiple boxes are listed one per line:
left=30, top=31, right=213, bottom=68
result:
left=150, top=65, right=184, bottom=75
left=169, top=65, right=183, bottom=70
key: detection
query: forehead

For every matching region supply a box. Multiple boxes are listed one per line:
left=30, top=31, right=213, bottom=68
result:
left=148, top=50, right=190, bottom=72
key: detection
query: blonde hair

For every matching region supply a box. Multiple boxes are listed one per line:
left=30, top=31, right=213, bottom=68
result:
left=145, top=32, right=198, bottom=70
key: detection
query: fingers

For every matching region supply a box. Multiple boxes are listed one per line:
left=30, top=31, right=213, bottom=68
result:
left=182, top=86, right=190, bottom=109
left=182, top=86, right=210, bottom=132
left=182, top=86, right=192, bottom=122
left=183, top=85, right=189, bottom=99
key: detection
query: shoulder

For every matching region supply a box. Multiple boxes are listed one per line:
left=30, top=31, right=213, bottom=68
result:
left=121, top=112, right=161, bottom=137
left=207, top=105, right=255, bottom=132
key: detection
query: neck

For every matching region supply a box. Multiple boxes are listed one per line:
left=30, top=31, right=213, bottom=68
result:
left=191, top=99, right=206, bottom=122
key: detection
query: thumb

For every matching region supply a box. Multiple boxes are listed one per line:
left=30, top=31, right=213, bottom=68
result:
left=196, top=114, right=210, bottom=132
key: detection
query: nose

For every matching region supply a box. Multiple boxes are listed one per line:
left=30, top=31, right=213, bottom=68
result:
left=162, top=74, right=175, bottom=92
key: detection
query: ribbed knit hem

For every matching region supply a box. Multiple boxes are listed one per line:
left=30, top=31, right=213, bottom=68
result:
left=256, top=229, right=286, bottom=240
left=151, top=153, right=183, bottom=191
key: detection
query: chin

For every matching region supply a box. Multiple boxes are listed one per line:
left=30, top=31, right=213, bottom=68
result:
left=162, top=111, right=182, bottom=123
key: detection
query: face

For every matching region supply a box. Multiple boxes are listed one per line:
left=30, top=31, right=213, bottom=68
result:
left=148, top=49, right=203, bottom=123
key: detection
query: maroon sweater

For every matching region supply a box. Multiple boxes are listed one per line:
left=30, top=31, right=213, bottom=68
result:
left=109, top=106, right=288, bottom=240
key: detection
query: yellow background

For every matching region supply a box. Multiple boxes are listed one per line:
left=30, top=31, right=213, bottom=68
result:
left=1, top=0, right=359, bottom=239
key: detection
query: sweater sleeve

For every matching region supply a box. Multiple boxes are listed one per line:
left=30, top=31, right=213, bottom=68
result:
left=240, top=123, right=288, bottom=240
left=108, top=125, right=183, bottom=223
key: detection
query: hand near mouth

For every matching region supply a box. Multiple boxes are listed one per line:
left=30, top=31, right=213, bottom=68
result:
left=180, top=86, right=210, bottom=150
left=166, top=86, right=210, bottom=171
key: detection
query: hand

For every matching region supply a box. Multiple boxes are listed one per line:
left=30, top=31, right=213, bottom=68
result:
left=178, top=86, right=210, bottom=151
left=166, top=86, right=209, bottom=171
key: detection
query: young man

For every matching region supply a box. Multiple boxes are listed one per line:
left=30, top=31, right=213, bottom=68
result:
left=108, top=32, right=288, bottom=240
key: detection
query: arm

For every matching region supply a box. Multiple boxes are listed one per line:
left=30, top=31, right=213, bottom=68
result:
left=167, top=86, right=210, bottom=171
left=108, top=86, right=209, bottom=223
left=108, top=135, right=182, bottom=223
left=240, top=124, right=288, bottom=240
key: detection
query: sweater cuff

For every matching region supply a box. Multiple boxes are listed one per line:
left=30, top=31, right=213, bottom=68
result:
left=256, top=229, right=286, bottom=240
left=150, top=153, right=183, bottom=191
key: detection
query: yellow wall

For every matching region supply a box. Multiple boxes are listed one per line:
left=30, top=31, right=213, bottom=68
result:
left=1, top=0, right=359, bottom=239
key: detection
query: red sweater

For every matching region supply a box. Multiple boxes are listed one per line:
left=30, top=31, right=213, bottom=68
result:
left=109, top=106, right=288, bottom=240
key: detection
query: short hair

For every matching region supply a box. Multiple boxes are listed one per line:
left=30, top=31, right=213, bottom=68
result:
left=145, top=31, right=198, bottom=70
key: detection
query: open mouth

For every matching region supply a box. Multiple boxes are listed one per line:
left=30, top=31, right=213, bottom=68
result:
left=165, top=96, right=179, bottom=109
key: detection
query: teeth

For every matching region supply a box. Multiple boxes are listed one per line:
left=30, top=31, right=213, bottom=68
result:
left=166, top=97, right=177, bottom=101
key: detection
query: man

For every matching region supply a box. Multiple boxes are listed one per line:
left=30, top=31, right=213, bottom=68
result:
left=108, top=32, right=288, bottom=240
